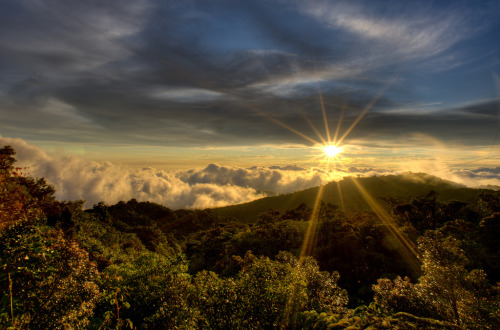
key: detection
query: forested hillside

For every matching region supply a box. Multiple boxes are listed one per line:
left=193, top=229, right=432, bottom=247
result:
left=1, top=145, right=499, bottom=329
left=212, top=173, right=491, bottom=223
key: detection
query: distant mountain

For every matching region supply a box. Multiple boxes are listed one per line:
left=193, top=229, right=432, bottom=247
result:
left=212, top=172, right=493, bottom=223
left=477, top=184, right=500, bottom=191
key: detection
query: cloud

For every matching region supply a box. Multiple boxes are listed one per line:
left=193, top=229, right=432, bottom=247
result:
left=354, top=100, right=500, bottom=146
left=346, top=167, right=379, bottom=173
left=179, top=163, right=332, bottom=194
left=268, top=165, right=305, bottom=171
left=0, top=0, right=149, bottom=73
left=1, top=0, right=497, bottom=199
left=0, top=0, right=498, bottom=158
left=448, top=168, right=500, bottom=188
left=149, top=87, right=225, bottom=103
left=0, top=0, right=397, bottom=149
left=3, top=137, right=500, bottom=210
left=297, top=0, right=479, bottom=66
left=394, top=156, right=500, bottom=190
left=0, top=135, right=266, bottom=209
left=0, top=136, right=335, bottom=209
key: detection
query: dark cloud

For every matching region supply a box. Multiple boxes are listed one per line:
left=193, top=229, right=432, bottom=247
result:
left=336, top=99, right=500, bottom=146
left=471, top=167, right=500, bottom=174
left=346, top=167, right=379, bottom=173
left=453, top=100, right=500, bottom=117
left=0, top=0, right=148, bottom=74
left=0, top=0, right=498, bottom=151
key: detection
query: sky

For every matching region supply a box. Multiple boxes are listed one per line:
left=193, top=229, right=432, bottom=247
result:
left=1, top=0, right=500, bottom=208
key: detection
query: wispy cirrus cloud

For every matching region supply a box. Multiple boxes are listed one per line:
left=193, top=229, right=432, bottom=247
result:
left=297, top=0, right=480, bottom=67
left=0, top=0, right=498, bottom=163
left=0, top=0, right=150, bottom=73
left=149, top=87, right=226, bottom=103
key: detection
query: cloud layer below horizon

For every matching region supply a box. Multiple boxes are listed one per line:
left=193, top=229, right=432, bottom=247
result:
left=3, top=136, right=500, bottom=210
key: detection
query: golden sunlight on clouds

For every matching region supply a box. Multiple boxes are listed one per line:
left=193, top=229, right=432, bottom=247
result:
left=323, top=145, right=343, bottom=158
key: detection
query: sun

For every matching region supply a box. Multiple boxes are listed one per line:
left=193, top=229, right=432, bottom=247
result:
left=323, top=145, right=343, bottom=157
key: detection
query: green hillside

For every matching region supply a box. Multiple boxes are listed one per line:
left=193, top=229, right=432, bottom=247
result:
left=213, top=172, right=489, bottom=223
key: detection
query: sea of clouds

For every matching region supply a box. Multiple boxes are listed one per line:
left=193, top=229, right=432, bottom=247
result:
left=2, top=136, right=499, bottom=210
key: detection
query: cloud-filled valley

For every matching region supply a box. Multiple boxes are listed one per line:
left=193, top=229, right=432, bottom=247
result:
left=3, top=136, right=499, bottom=210
left=1, top=136, right=333, bottom=209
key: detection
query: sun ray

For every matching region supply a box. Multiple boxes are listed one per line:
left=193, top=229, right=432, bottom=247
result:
left=318, top=85, right=332, bottom=143
left=333, top=98, right=347, bottom=145
left=335, top=181, right=346, bottom=213
left=338, top=79, right=395, bottom=145
left=304, top=114, right=327, bottom=145
left=266, top=116, right=321, bottom=145
left=299, top=183, right=326, bottom=259
left=251, top=78, right=417, bottom=275
left=349, top=177, right=421, bottom=276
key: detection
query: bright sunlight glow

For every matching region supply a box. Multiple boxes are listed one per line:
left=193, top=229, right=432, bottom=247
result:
left=323, top=145, right=342, bottom=157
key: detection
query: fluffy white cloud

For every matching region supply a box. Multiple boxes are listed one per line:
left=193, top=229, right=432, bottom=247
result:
left=179, top=163, right=332, bottom=194
left=396, top=159, right=500, bottom=189
left=0, top=136, right=267, bottom=209
left=448, top=169, right=500, bottom=189
left=0, top=137, right=341, bottom=209
left=2, top=137, right=498, bottom=210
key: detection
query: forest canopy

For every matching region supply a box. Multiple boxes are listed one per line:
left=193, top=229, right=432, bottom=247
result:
left=1, top=145, right=499, bottom=329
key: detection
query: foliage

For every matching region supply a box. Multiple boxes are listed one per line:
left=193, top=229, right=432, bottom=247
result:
left=0, top=146, right=45, bottom=231
left=1, top=145, right=101, bottom=328
left=0, top=223, right=100, bottom=328
left=96, top=252, right=194, bottom=329
left=313, top=210, right=411, bottom=306
left=296, top=304, right=464, bottom=329
left=2, top=144, right=500, bottom=328
left=86, top=200, right=182, bottom=257
left=190, top=251, right=348, bottom=329
left=373, top=234, right=500, bottom=329
left=185, top=221, right=248, bottom=275
left=98, top=288, right=133, bottom=330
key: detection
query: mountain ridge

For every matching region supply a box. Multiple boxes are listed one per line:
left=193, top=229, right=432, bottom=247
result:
left=211, top=172, right=490, bottom=223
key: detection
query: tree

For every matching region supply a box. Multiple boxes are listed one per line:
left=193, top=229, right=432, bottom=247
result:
left=0, top=145, right=16, bottom=176
left=373, top=234, right=499, bottom=328
left=0, top=145, right=100, bottom=328
left=0, top=223, right=100, bottom=328
left=98, top=253, right=194, bottom=329
left=417, top=235, right=492, bottom=327
left=190, top=251, right=348, bottom=329
left=0, top=145, right=59, bottom=232
left=0, top=146, right=40, bottom=231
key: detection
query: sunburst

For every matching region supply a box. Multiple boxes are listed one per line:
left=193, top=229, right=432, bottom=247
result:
left=275, top=81, right=423, bottom=324
left=323, top=144, right=343, bottom=158
left=265, top=82, right=418, bottom=257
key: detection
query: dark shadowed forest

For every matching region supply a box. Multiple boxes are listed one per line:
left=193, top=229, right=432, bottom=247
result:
left=1, top=145, right=499, bottom=329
